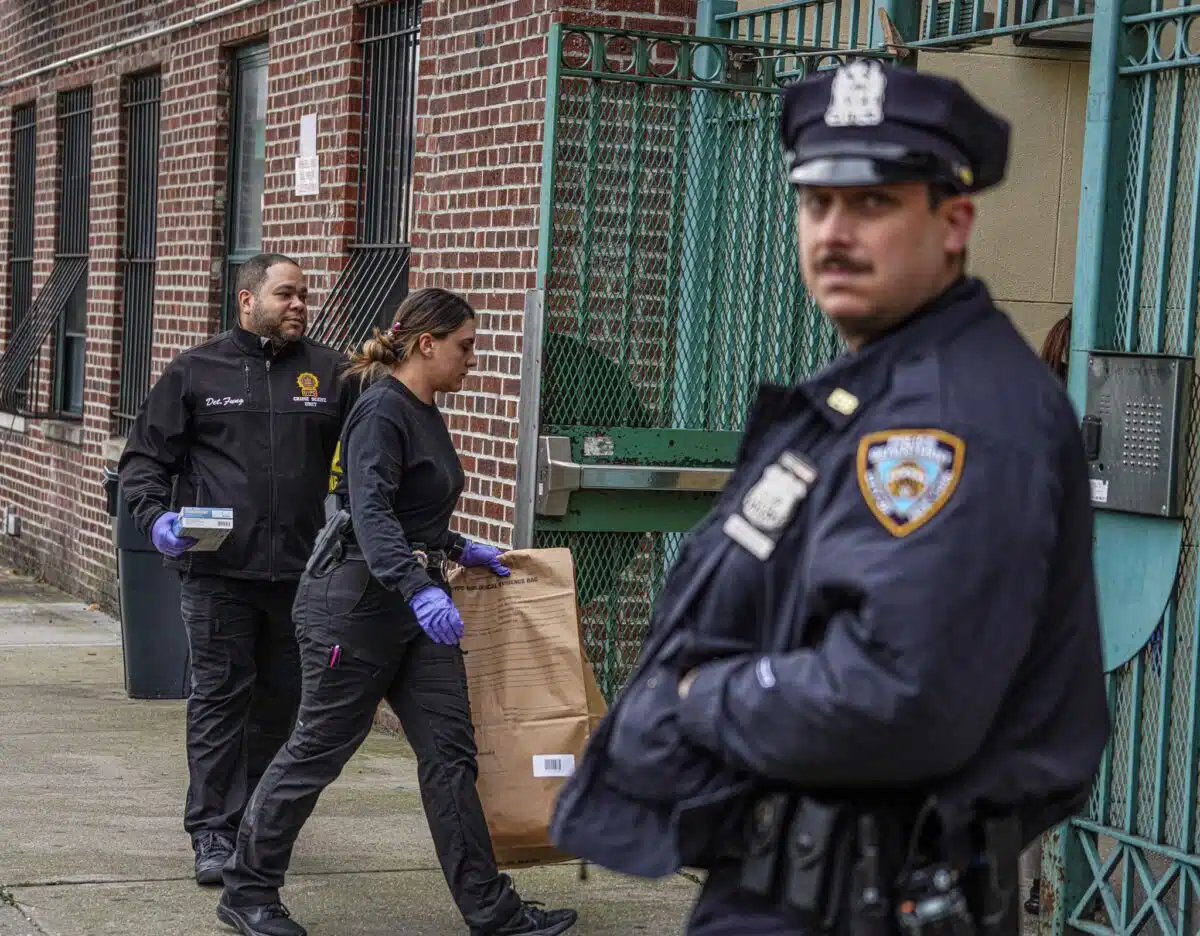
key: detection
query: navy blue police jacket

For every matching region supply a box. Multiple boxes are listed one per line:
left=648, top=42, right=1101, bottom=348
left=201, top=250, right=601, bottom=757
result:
left=550, top=276, right=1110, bottom=878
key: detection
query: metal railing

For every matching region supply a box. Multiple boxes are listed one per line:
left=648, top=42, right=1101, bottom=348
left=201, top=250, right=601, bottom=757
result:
left=114, top=72, right=162, bottom=436
left=308, top=0, right=420, bottom=351
left=717, top=0, right=875, bottom=53
left=715, top=0, right=1096, bottom=52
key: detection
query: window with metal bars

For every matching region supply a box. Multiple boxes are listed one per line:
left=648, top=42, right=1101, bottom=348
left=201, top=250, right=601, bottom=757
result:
left=2, top=103, right=36, bottom=413
left=222, top=44, right=269, bottom=332
left=0, top=88, right=91, bottom=418
left=52, top=88, right=93, bottom=417
left=307, top=0, right=420, bottom=352
left=114, top=72, right=162, bottom=436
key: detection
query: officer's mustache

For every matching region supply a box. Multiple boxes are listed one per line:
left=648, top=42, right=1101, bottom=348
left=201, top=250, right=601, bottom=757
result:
left=817, top=252, right=872, bottom=274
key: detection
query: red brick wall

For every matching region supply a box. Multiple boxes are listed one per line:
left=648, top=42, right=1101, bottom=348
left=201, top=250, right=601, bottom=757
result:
left=0, top=0, right=697, bottom=606
left=411, top=0, right=697, bottom=550
left=0, top=0, right=362, bottom=605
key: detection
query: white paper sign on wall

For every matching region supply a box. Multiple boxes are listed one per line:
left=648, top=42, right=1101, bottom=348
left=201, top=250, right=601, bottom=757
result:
left=295, top=114, right=319, bottom=196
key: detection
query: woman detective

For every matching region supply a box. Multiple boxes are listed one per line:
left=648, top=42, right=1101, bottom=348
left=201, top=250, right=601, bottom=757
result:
left=216, top=287, right=578, bottom=936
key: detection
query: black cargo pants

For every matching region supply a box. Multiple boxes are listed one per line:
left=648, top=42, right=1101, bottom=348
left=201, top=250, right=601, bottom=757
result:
left=222, top=558, right=523, bottom=934
left=180, top=573, right=302, bottom=842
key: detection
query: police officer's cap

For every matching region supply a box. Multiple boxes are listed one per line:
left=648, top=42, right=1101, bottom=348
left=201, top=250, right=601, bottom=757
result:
left=780, top=59, right=1011, bottom=195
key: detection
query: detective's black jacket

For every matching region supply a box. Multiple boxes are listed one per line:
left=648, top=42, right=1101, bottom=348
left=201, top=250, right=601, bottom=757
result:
left=118, top=326, right=356, bottom=581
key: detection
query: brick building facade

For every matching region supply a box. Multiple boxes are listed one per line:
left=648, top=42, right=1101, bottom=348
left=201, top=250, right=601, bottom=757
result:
left=0, top=0, right=695, bottom=608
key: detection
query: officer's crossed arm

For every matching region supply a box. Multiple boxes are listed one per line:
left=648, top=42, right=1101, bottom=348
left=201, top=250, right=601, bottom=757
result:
left=117, top=359, right=193, bottom=539
left=674, top=426, right=1055, bottom=788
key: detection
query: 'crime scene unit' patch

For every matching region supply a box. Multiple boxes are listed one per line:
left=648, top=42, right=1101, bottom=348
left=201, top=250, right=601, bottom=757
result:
left=856, top=429, right=965, bottom=537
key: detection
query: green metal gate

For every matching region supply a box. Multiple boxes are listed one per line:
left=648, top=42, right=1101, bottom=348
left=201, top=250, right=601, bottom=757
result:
left=1054, top=2, right=1200, bottom=935
left=521, top=21, right=872, bottom=702
left=521, top=4, right=1200, bottom=933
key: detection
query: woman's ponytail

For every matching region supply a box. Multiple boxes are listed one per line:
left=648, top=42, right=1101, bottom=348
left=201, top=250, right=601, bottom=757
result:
left=344, top=327, right=401, bottom=386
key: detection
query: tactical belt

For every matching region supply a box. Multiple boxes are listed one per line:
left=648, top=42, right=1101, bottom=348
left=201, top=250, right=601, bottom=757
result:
left=341, top=541, right=449, bottom=579
left=731, top=791, right=1020, bottom=936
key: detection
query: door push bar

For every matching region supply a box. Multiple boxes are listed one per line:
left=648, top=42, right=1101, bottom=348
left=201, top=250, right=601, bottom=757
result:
left=534, top=434, right=733, bottom=517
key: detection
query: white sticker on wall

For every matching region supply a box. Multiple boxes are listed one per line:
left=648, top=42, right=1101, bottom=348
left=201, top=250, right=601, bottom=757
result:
left=1090, top=478, right=1109, bottom=504
left=532, top=754, right=576, bottom=778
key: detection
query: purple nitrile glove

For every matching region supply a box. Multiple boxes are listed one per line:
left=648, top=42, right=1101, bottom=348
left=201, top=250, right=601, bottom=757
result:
left=409, top=586, right=465, bottom=645
left=458, top=540, right=511, bottom=577
left=151, top=511, right=198, bottom=558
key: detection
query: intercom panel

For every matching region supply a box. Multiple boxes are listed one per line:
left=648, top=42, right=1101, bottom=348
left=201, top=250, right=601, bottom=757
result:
left=1083, top=351, right=1192, bottom=518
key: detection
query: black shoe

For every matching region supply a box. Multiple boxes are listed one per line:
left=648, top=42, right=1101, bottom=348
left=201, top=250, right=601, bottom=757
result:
left=217, top=896, right=307, bottom=936
left=1024, top=878, right=1040, bottom=916
left=486, top=901, right=577, bottom=936
left=194, top=832, right=234, bottom=886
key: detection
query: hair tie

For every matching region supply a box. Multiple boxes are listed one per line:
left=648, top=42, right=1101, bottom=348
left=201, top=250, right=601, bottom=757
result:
left=388, top=321, right=403, bottom=340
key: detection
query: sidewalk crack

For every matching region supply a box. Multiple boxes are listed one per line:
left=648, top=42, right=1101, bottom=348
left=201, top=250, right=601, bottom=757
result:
left=0, top=887, right=48, bottom=935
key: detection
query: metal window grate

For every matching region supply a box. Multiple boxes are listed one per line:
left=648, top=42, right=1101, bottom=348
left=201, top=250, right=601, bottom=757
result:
left=308, top=0, right=420, bottom=351
left=0, top=258, right=87, bottom=413
left=306, top=245, right=411, bottom=351
left=114, top=72, right=162, bottom=435
left=358, top=0, right=420, bottom=247
left=52, top=86, right=93, bottom=417
left=3, top=103, right=37, bottom=411
left=0, top=89, right=93, bottom=416
left=56, top=88, right=92, bottom=260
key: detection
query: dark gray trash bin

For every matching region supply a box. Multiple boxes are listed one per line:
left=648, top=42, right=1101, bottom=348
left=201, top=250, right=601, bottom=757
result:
left=102, top=466, right=190, bottom=700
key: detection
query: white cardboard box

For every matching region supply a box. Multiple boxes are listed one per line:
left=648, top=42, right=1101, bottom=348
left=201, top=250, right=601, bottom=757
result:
left=174, top=507, right=234, bottom=552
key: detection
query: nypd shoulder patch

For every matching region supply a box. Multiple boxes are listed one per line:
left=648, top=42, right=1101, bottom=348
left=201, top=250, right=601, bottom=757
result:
left=856, top=429, right=965, bottom=537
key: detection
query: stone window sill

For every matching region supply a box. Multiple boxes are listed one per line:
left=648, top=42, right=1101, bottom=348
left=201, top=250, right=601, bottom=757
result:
left=40, top=419, right=84, bottom=446
left=0, top=411, right=26, bottom=434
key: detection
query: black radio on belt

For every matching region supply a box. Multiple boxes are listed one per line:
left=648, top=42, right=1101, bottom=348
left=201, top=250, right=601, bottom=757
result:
left=895, top=863, right=976, bottom=936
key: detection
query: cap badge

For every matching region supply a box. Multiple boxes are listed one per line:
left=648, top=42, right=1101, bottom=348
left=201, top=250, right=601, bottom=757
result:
left=824, top=60, right=887, bottom=128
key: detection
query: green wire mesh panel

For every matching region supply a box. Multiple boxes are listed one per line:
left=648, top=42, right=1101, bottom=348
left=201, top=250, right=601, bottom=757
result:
left=540, top=31, right=841, bottom=433
left=533, top=29, right=854, bottom=701
left=538, top=529, right=683, bottom=702
left=1075, top=29, right=1200, bottom=933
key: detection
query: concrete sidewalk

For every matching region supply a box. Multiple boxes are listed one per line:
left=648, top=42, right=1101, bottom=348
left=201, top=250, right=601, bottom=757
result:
left=0, top=570, right=698, bottom=936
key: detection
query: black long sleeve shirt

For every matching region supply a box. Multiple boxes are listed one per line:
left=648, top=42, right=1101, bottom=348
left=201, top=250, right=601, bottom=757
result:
left=335, top=375, right=467, bottom=601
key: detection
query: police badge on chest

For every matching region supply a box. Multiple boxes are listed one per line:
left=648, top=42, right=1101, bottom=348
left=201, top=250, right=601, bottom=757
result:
left=724, top=451, right=818, bottom=560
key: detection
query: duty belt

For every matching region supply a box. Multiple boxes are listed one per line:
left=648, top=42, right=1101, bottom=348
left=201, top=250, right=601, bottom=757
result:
left=732, top=791, right=1021, bottom=936
left=342, top=541, right=449, bottom=578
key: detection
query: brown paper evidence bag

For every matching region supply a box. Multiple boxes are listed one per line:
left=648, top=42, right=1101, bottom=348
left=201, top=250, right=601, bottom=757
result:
left=448, top=547, right=609, bottom=867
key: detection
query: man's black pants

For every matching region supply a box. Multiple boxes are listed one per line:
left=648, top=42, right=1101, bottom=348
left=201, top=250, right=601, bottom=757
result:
left=222, top=558, right=523, bottom=934
left=180, top=573, right=302, bottom=842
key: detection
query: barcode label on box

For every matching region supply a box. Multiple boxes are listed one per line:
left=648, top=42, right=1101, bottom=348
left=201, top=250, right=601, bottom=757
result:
left=532, top=754, right=575, bottom=778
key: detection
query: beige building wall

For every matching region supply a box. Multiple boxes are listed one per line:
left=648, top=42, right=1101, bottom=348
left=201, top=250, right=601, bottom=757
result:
left=918, top=40, right=1088, bottom=354
left=734, top=0, right=1090, bottom=353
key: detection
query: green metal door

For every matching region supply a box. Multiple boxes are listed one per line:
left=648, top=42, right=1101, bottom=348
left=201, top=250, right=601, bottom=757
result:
left=1051, top=1, right=1200, bottom=934
left=518, top=19, right=878, bottom=703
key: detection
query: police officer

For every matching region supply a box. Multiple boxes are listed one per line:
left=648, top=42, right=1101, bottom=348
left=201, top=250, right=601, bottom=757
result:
left=119, top=253, right=356, bottom=885
left=550, top=60, right=1110, bottom=936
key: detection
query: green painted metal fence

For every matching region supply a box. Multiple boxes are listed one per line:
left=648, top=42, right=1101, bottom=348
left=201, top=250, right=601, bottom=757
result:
left=530, top=6, right=1200, bottom=935
left=1056, top=4, right=1200, bottom=935
left=531, top=24, right=869, bottom=700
